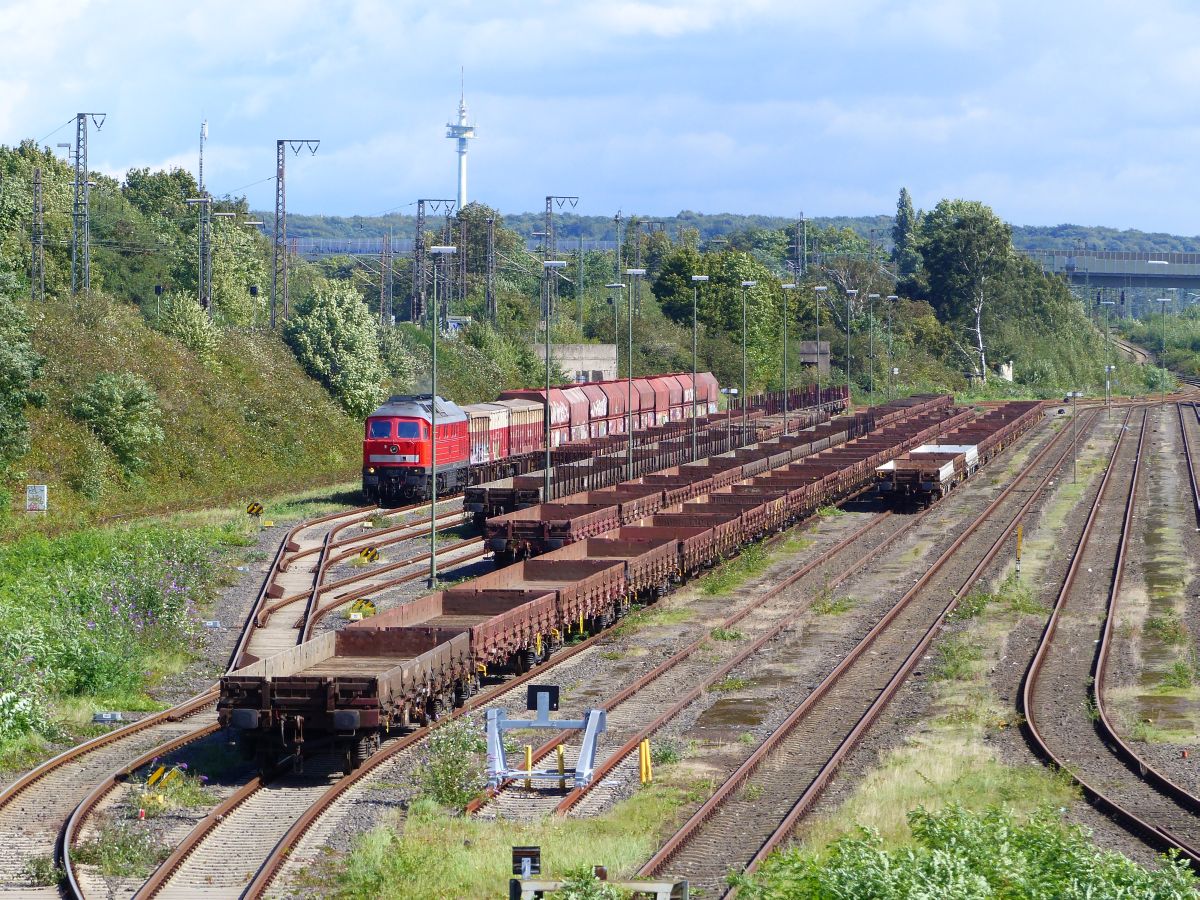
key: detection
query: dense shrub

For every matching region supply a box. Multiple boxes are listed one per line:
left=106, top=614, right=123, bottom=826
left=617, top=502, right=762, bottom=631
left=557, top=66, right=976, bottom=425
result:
left=157, top=290, right=219, bottom=361
left=417, top=719, right=487, bottom=807
left=0, top=273, right=45, bottom=471
left=70, top=373, right=164, bottom=472
left=0, top=526, right=214, bottom=745
left=734, top=804, right=1196, bottom=899
left=284, top=281, right=386, bottom=416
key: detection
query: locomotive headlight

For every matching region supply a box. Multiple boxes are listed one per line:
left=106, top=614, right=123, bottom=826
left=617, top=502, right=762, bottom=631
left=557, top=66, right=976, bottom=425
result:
left=368, top=467, right=376, bottom=474
left=389, top=444, right=399, bottom=454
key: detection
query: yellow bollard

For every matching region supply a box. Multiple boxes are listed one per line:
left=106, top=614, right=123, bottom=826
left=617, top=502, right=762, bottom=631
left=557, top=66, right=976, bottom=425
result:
left=639, top=739, right=653, bottom=784
left=578, top=611, right=584, bottom=633
left=557, top=744, right=566, bottom=791
left=535, top=632, right=542, bottom=657
left=525, top=745, right=533, bottom=789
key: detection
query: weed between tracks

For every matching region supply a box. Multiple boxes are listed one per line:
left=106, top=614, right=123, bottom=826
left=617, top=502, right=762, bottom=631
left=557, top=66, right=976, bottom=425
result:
left=798, top=561, right=1076, bottom=852
left=308, top=771, right=705, bottom=899
left=71, top=814, right=171, bottom=878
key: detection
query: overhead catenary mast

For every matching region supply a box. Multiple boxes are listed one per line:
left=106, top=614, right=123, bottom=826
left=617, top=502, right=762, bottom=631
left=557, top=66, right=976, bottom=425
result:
left=446, top=71, right=476, bottom=210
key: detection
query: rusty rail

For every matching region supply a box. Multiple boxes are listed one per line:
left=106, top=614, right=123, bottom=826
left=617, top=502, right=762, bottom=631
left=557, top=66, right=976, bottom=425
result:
left=1023, top=407, right=1200, bottom=864
left=638, top=408, right=1095, bottom=887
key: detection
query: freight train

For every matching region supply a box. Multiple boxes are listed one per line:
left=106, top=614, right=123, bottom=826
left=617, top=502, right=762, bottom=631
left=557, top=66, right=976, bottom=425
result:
left=220, top=395, right=1044, bottom=774
left=362, top=373, right=720, bottom=503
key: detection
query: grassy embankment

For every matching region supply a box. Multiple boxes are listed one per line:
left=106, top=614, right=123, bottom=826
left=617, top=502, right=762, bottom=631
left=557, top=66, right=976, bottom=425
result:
left=0, top=481, right=364, bottom=775
left=2, top=297, right=363, bottom=535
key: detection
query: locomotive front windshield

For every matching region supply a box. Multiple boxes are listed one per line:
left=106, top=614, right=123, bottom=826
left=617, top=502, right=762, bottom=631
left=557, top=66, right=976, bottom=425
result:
left=368, top=419, right=392, bottom=439
left=396, top=421, right=422, bottom=439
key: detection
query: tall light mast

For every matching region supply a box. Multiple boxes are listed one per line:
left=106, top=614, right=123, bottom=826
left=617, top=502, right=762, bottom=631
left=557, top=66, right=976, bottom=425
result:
left=446, top=75, right=476, bottom=210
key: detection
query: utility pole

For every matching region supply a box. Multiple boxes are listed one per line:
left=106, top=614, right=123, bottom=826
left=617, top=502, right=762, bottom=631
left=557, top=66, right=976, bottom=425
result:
left=614, top=210, right=623, bottom=283
left=30, top=168, right=44, bottom=303
left=70, top=112, right=106, bottom=298
left=486, top=217, right=496, bottom=321
left=578, top=233, right=585, bottom=334
left=457, top=214, right=468, bottom=307
left=411, top=199, right=456, bottom=324
left=545, top=195, right=580, bottom=324
left=380, top=232, right=393, bottom=325
left=271, top=139, right=319, bottom=328
left=198, top=121, right=212, bottom=314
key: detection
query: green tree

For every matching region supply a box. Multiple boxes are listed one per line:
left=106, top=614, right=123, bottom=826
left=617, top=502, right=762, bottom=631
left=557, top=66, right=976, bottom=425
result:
left=284, top=281, right=386, bottom=416
left=70, top=373, right=164, bottom=472
left=157, top=290, right=219, bottom=361
left=0, top=273, right=45, bottom=470
left=919, top=200, right=1012, bottom=382
left=892, top=187, right=923, bottom=289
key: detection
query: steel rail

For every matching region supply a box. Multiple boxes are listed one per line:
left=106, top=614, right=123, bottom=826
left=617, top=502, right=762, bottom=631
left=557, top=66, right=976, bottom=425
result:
left=637, top=408, right=1095, bottom=887
left=469, top=511, right=896, bottom=815
left=474, top=407, right=1004, bottom=814
left=299, top=541, right=488, bottom=640
left=281, top=502, right=466, bottom=572
left=138, top=614, right=624, bottom=899
left=243, top=508, right=888, bottom=897
left=1017, top=409, right=1200, bottom=862
left=264, top=517, right=472, bottom=615
left=1179, top=403, right=1200, bottom=529
left=53, top=505, right=371, bottom=899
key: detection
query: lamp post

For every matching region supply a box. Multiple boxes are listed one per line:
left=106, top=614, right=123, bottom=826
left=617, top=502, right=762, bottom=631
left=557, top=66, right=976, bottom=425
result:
left=886, top=295, right=898, bottom=400
left=844, top=289, right=857, bottom=399
left=1100, top=299, right=1115, bottom=405
left=1156, top=297, right=1171, bottom=404
left=428, top=244, right=456, bottom=587
left=605, top=281, right=629, bottom=464
left=625, top=269, right=645, bottom=477
left=543, top=259, right=569, bottom=499
left=814, top=285, right=828, bottom=404
left=741, top=280, right=757, bottom=434
left=781, top=282, right=796, bottom=431
left=690, top=275, right=709, bottom=459
left=868, top=293, right=880, bottom=397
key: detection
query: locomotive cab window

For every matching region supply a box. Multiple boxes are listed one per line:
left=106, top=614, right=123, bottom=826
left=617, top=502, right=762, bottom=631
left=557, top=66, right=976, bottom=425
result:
left=368, top=420, right=392, bottom=439
left=396, top=421, right=422, bottom=439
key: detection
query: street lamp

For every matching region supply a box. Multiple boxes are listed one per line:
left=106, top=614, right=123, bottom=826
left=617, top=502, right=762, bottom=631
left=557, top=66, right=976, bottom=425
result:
left=1100, top=299, right=1115, bottom=405
left=741, top=280, right=757, bottom=434
left=844, top=289, right=858, bottom=399
left=868, top=293, right=880, bottom=397
left=690, top=275, right=709, bottom=460
left=544, top=259, right=569, bottom=499
left=814, top=285, right=828, bottom=405
left=781, top=282, right=797, bottom=432
left=886, top=295, right=898, bottom=400
left=625, top=269, right=646, bottom=477
left=1156, top=297, right=1171, bottom=403
left=605, top=281, right=629, bottom=466
left=428, top=244, right=456, bottom=587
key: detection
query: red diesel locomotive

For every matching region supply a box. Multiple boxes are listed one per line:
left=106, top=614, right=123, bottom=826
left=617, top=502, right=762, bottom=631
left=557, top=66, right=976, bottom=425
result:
left=362, top=374, right=722, bottom=503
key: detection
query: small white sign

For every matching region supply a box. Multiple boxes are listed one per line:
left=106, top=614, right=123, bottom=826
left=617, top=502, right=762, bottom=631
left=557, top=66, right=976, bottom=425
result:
left=25, top=485, right=48, bottom=513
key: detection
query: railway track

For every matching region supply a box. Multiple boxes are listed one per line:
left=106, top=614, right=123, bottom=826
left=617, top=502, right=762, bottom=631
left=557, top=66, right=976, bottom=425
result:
left=238, top=505, right=895, bottom=898
left=0, top=503, right=376, bottom=897
left=633, top=408, right=1099, bottom=896
left=0, top=498, right=466, bottom=897
left=1022, top=403, right=1200, bottom=863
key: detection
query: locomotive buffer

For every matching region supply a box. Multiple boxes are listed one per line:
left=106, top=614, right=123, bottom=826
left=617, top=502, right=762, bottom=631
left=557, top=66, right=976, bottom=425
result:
left=486, top=685, right=606, bottom=789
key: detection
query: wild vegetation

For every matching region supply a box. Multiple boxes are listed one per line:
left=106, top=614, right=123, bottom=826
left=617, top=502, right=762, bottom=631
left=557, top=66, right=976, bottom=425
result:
left=734, top=805, right=1196, bottom=898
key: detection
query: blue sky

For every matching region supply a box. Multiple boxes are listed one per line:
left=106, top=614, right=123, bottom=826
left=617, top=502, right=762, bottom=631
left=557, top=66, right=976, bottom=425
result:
left=3, top=0, right=1199, bottom=232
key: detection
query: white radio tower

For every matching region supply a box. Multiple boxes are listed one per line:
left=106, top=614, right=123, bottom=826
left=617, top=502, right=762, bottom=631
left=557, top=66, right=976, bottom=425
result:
left=446, top=71, right=476, bottom=209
